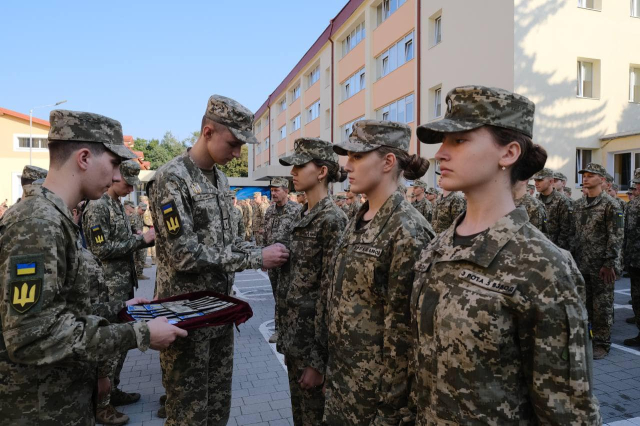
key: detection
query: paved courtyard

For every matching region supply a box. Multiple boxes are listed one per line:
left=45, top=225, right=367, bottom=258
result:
left=102, top=263, right=640, bottom=426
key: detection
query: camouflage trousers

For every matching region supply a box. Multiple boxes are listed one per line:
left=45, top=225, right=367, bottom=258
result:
left=160, top=327, right=234, bottom=426
left=630, top=267, right=640, bottom=330
left=584, top=272, right=614, bottom=350
left=135, top=249, right=146, bottom=276
left=97, top=357, right=119, bottom=408
left=253, top=231, right=263, bottom=246
left=286, top=356, right=325, bottom=426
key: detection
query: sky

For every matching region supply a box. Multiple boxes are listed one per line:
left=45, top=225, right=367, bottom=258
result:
left=0, top=0, right=348, bottom=141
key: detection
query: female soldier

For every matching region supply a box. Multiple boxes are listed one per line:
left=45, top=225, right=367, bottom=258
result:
left=411, top=86, right=601, bottom=425
left=277, top=138, right=348, bottom=425
left=324, top=120, right=434, bottom=425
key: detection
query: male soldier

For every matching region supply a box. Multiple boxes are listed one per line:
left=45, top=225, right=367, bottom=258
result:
left=297, top=191, right=307, bottom=205
left=261, top=195, right=271, bottom=215
left=228, top=190, right=245, bottom=239
left=241, top=199, right=253, bottom=241
left=513, top=179, right=548, bottom=232
left=431, top=175, right=466, bottom=234
left=136, top=203, right=151, bottom=279
left=289, top=192, right=298, bottom=203
left=123, top=200, right=146, bottom=281
left=533, top=168, right=573, bottom=249
left=571, top=163, right=624, bottom=359
left=151, top=95, right=289, bottom=426
left=425, top=187, right=438, bottom=205
left=608, top=184, right=626, bottom=212
left=140, top=195, right=156, bottom=265
left=563, top=186, right=573, bottom=198
left=553, top=171, right=568, bottom=191
left=263, top=177, right=302, bottom=344
left=251, top=192, right=265, bottom=245
left=527, top=183, right=536, bottom=196
left=411, top=179, right=433, bottom=223
left=345, top=187, right=361, bottom=220
left=623, top=170, right=640, bottom=346
left=12, top=165, right=49, bottom=205
left=84, top=159, right=157, bottom=407
left=0, top=109, right=185, bottom=425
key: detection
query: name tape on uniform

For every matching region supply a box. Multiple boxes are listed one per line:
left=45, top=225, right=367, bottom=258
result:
left=459, top=269, right=516, bottom=296
left=354, top=245, right=382, bottom=257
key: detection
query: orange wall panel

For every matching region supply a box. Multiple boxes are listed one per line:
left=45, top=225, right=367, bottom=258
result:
left=289, top=129, right=301, bottom=151
left=373, top=61, right=415, bottom=110
left=305, top=117, right=321, bottom=138
left=277, top=140, right=287, bottom=157
left=338, top=90, right=366, bottom=126
left=276, top=112, right=286, bottom=130
left=290, top=98, right=301, bottom=119
left=338, top=42, right=365, bottom=84
left=305, top=82, right=320, bottom=105
left=372, top=0, right=415, bottom=57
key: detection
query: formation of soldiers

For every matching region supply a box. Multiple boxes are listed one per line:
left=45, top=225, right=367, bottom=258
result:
left=0, top=86, right=638, bottom=426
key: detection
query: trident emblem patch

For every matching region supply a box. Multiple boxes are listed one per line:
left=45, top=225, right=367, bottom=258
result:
left=10, top=280, right=42, bottom=314
left=91, top=225, right=105, bottom=245
left=162, top=200, right=182, bottom=238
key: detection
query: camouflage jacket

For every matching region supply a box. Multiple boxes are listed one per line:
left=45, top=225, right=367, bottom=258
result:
left=142, top=207, right=154, bottom=228
left=432, top=191, right=466, bottom=234
left=0, top=186, right=149, bottom=425
left=263, top=200, right=302, bottom=248
left=514, top=193, right=548, bottom=233
left=83, top=193, right=147, bottom=301
left=536, top=189, right=573, bottom=249
left=624, top=197, right=640, bottom=269
left=571, top=191, right=623, bottom=274
left=277, top=196, right=347, bottom=373
left=347, top=201, right=362, bottom=220
left=340, top=203, right=350, bottom=217
left=232, top=205, right=245, bottom=240
left=411, top=208, right=600, bottom=425
left=128, top=211, right=143, bottom=234
left=251, top=201, right=264, bottom=234
left=151, top=151, right=262, bottom=338
left=412, top=198, right=433, bottom=223
left=325, top=192, right=434, bottom=425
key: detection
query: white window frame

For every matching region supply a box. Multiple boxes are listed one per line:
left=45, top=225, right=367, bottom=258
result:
left=279, top=125, right=286, bottom=141
left=377, top=0, right=406, bottom=25
left=308, top=66, right=320, bottom=87
left=575, top=148, right=593, bottom=186
left=342, top=22, right=366, bottom=57
left=633, top=0, right=640, bottom=17
left=377, top=32, right=414, bottom=79
left=610, top=150, right=640, bottom=192
left=434, top=16, right=442, bottom=45
left=434, top=88, right=442, bottom=118
left=630, top=66, right=640, bottom=103
left=376, top=94, right=414, bottom=124
left=291, top=115, right=301, bottom=133
left=13, top=133, right=49, bottom=152
left=291, top=85, right=301, bottom=102
left=279, top=98, right=287, bottom=113
left=307, top=100, right=320, bottom=122
left=264, top=138, right=269, bottom=151
left=340, top=117, right=365, bottom=142
left=341, top=67, right=365, bottom=102
left=577, top=60, right=594, bottom=98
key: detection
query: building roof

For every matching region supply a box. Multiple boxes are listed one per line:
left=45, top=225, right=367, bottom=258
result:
left=600, top=130, right=640, bottom=141
left=0, top=107, right=50, bottom=127
left=254, top=0, right=365, bottom=119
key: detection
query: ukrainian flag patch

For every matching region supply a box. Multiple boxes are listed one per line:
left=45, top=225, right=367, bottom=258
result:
left=162, top=200, right=182, bottom=238
left=91, top=225, right=106, bottom=245
left=16, top=262, right=36, bottom=276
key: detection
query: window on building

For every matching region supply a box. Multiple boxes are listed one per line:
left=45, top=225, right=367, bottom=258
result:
left=256, top=144, right=262, bottom=155
left=341, top=117, right=365, bottom=142
left=342, top=22, right=366, bottom=57
left=291, top=85, right=301, bottom=102
left=633, top=0, right=640, bottom=16
left=434, top=88, right=442, bottom=118
left=577, top=60, right=593, bottom=98
left=377, top=32, right=414, bottom=79
left=377, top=0, right=407, bottom=25
left=308, top=66, right=320, bottom=87
left=613, top=152, right=639, bottom=191
left=279, top=126, right=286, bottom=141
left=575, top=148, right=593, bottom=186
left=17, top=137, right=49, bottom=149
left=630, top=67, right=640, bottom=103
left=307, top=100, right=320, bottom=122
left=341, top=67, right=366, bottom=101
left=434, top=16, right=442, bottom=45
left=264, top=138, right=269, bottom=151
left=578, top=0, right=602, bottom=10
left=376, top=94, right=415, bottom=124
left=291, top=115, right=301, bottom=132
left=279, top=98, right=287, bottom=113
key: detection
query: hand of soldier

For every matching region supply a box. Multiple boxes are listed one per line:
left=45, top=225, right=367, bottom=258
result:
left=298, top=366, right=323, bottom=390
left=97, top=377, right=111, bottom=401
left=143, top=228, right=156, bottom=244
left=261, top=243, right=290, bottom=269
left=126, top=297, right=151, bottom=306
left=599, top=266, right=616, bottom=285
left=148, top=317, right=188, bottom=350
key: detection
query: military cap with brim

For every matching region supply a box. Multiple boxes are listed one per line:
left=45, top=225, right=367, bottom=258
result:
left=270, top=177, right=289, bottom=188
left=22, top=165, right=48, bottom=181
left=205, top=95, right=258, bottom=145
left=553, top=172, right=568, bottom=181
left=138, top=202, right=148, bottom=209
left=426, top=188, right=439, bottom=195
left=579, top=163, right=607, bottom=177
left=633, top=168, right=640, bottom=184
left=605, top=173, right=614, bottom=183
left=532, top=168, right=554, bottom=180
left=120, top=160, right=141, bottom=186
left=123, top=200, right=135, bottom=207
left=412, top=179, right=428, bottom=189
left=48, top=110, right=136, bottom=160
left=333, top=120, right=411, bottom=156
left=280, top=138, right=338, bottom=166
left=416, top=85, right=535, bottom=144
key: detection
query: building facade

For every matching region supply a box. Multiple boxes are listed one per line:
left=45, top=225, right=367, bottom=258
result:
left=251, top=0, right=640, bottom=198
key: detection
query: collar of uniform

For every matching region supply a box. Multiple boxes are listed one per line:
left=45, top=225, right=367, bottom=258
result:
left=38, top=185, right=78, bottom=228
left=584, top=190, right=607, bottom=207
left=350, top=191, right=405, bottom=244
left=181, top=150, right=223, bottom=195
left=434, top=207, right=529, bottom=268
left=296, top=195, right=333, bottom=228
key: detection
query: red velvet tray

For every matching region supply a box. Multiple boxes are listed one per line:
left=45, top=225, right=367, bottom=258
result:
left=118, top=290, right=253, bottom=331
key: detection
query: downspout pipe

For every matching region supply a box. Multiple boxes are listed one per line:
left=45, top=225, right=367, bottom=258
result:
left=329, top=18, right=335, bottom=143
left=416, top=0, right=422, bottom=157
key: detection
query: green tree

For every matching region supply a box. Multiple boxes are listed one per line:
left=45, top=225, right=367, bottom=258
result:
left=133, top=132, right=187, bottom=170
left=218, top=145, right=248, bottom=177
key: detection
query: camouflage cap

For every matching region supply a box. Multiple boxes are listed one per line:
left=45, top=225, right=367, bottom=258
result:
left=527, top=184, right=536, bottom=190
left=48, top=110, right=136, bottom=160
left=123, top=200, right=135, bottom=208
left=426, top=188, right=439, bottom=195
left=412, top=179, right=428, bottom=189
left=280, top=138, right=338, bottom=166
left=225, top=190, right=236, bottom=198
left=253, top=192, right=261, bottom=197
left=563, top=187, right=572, bottom=195
left=553, top=171, right=567, bottom=181
left=612, top=184, right=619, bottom=191
left=632, top=168, right=640, bottom=184
left=579, top=163, right=607, bottom=177
left=335, top=194, right=347, bottom=200
left=270, top=177, right=289, bottom=188
left=120, top=160, right=141, bottom=186
left=631, top=182, right=637, bottom=190
left=333, top=120, right=411, bottom=156
left=138, top=202, right=148, bottom=209
left=532, top=168, right=555, bottom=180
left=416, top=86, right=535, bottom=144
left=205, top=95, right=258, bottom=145
left=22, top=165, right=48, bottom=181
left=605, top=173, right=614, bottom=183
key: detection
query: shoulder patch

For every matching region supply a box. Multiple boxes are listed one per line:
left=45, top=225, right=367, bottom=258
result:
left=162, top=200, right=182, bottom=238
left=459, top=269, right=516, bottom=296
left=91, top=225, right=105, bottom=245
left=9, top=254, right=44, bottom=315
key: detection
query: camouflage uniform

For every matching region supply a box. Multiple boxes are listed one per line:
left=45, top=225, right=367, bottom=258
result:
left=0, top=110, right=150, bottom=425
left=412, top=85, right=601, bottom=424
left=325, top=120, right=435, bottom=425
left=624, top=189, right=640, bottom=334
left=241, top=201, right=253, bottom=240
left=431, top=191, right=466, bottom=234
left=251, top=195, right=265, bottom=245
left=571, top=164, right=624, bottom=353
left=126, top=204, right=146, bottom=277
left=141, top=197, right=156, bottom=264
left=410, top=209, right=600, bottom=425
left=227, top=192, right=245, bottom=240
left=514, top=192, right=548, bottom=233
left=533, top=169, right=573, bottom=249
left=151, top=95, right=262, bottom=426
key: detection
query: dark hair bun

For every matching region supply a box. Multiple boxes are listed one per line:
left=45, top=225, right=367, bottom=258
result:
left=514, top=144, right=547, bottom=181
left=335, top=167, right=348, bottom=183
left=403, top=154, right=430, bottom=181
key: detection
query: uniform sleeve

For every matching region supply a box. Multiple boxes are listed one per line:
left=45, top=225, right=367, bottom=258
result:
left=372, top=228, right=428, bottom=426
left=0, top=218, right=150, bottom=366
left=236, top=210, right=246, bottom=241
left=556, top=198, right=573, bottom=250
left=153, top=176, right=262, bottom=273
left=263, top=209, right=273, bottom=245
left=98, top=356, right=119, bottom=378
left=84, top=203, right=146, bottom=261
left=309, top=211, right=347, bottom=374
left=603, top=203, right=624, bottom=269
left=521, top=281, right=601, bottom=425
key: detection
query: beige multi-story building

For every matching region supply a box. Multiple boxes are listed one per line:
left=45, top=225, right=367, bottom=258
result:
left=251, top=0, right=640, bottom=198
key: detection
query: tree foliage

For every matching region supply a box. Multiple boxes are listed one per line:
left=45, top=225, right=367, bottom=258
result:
left=218, top=145, right=249, bottom=177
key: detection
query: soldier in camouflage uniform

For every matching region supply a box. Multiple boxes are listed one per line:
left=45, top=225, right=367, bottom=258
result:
left=297, top=191, right=307, bottom=205
left=277, top=139, right=348, bottom=425
left=228, top=191, right=245, bottom=240
left=431, top=184, right=466, bottom=234
left=325, top=120, right=434, bottom=425
left=251, top=192, right=265, bottom=245
left=527, top=183, right=535, bottom=196
left=411, top=179, right=433, bottom=223
left=425, top=187, right=438, bottom=205
left=344, top=187, right=362, bottom=220
left=123, top=200, right=144, bottom=280
left=140, top=195, right=157, bottom=265
left=563, top=186, right=572, bottom=197
left=572, top=163, right=624, bottom=359
left=512, top=179, right=548, bottom=232
left=553, top=171, right=568, bottom=191
left=136, top=203, right=151, bottom=279
left=84, top=159, right=156, bottom=406
left=151, top=95, right=289, bottom=426
left=239, top=199, right=253, bottom=241
left=0, top=109, right=184, bottom=425
left=623, top=170, right=640, bottom=346
left=533, top=168, right=573, bottom=249
left=412, top=85, right=600, bottom=424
